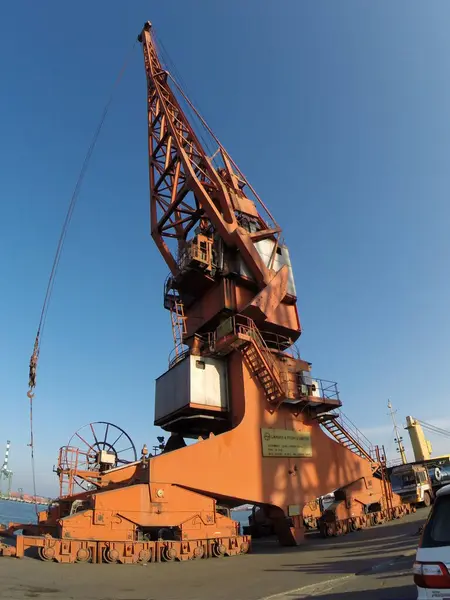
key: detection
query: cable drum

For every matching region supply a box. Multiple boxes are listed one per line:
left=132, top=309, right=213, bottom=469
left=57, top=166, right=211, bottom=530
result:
left=434, top=467, right=442, bottom=482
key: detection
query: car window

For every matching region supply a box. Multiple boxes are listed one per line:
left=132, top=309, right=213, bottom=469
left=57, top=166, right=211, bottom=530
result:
left=422, top=494, right=450, bottom=547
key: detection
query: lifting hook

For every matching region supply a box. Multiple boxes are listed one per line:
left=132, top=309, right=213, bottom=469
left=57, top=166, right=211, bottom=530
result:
left=28, top=335, right=40, bottom=393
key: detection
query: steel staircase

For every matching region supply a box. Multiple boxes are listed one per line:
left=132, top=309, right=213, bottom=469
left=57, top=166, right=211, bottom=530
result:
left=317, top=411, right=376, bottom=464
left=242, top=339, right=285, bottom=405
left=212, top=316, right=286, bottom=406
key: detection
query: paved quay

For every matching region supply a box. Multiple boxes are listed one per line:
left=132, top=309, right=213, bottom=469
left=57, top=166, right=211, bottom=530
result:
left=0, top=510, right=425, bottom=600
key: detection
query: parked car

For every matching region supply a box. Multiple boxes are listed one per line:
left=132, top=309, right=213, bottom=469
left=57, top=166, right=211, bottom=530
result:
left=414, top=483, right=450, bottom=598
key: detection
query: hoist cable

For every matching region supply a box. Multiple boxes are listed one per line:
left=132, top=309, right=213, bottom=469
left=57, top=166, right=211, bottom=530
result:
left=420, top=422, right=450, bottom=439
left=153, top=31, right=216, bottom=162
left=166, top=71, right=279, bottom=229
left=27, top=39, right=137, bottom=516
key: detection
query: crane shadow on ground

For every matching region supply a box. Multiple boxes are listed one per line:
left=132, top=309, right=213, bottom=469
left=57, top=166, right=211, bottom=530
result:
left=266, top=552, right=417, bottom=599
left=263, top=555, right=407, bottom=576
left=253, top=513, right=424, bottom=561
left=254, top=531, right=420, bottom=559
left=288, top=584, right=416, bottom=600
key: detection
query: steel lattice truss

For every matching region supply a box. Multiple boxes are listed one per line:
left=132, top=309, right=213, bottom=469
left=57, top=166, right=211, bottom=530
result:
left=141, top=22, right=281, bottom=287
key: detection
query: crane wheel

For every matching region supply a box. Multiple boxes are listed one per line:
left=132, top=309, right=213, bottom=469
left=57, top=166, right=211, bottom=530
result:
left=102, top=547, right=119, bottom=563
left=161, top=546, right=177, bottom=561
left=240, top=541, right=250, bottom=554
left=192, top=546, right=205, bottom=559
left=161, top=547, right=177, bottom=562
left=38, top=546, right=55, bottom=562
left=212, top=543, right=226, bottom=557
left=137, top=549, right=151, bottom=563
left=75, top=548, right=91, bottom=563
left=423, top=492, right=431, bottom=508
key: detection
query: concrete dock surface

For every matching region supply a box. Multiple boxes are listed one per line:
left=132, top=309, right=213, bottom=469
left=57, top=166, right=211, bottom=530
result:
left=0, top=509, right=426, bottom=600
left=296, top=553, right=417, bottom=599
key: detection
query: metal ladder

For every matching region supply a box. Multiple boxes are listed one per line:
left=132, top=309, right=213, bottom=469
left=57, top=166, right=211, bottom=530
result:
left=170, top=299, right=187, bottom=359
left=242, top=341, right=285, bottom=405
left=164, top=276, right=187, bottom=364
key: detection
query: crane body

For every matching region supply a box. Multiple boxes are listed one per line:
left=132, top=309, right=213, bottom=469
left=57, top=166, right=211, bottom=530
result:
left=0, top=21, right=412, bottom=564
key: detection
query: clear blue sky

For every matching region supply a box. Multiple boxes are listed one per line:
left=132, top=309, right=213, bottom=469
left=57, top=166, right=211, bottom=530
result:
left=1, top=1, right=450, bottom=495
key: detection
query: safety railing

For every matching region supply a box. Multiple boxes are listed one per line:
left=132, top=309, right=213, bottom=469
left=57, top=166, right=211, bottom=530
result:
left=210, top=315, right=285, bottom=399
left=315, top=379, right=340, bottom=401
left=212, top=318, right=345, bottom=403
left=57, top=446, right=90, bottom=497
left=235, top=317, right=281, bottom=375
left=258, top=329, right=300, bottom=358
left=190, top=244, right=209, bottom=264
left=334, top=411, right=376, bottom=461
left=58, top=446, right=87, bottom=471
left=168, top=346, right=190, bottom=369
left=177, top=239, right=214, bottom=273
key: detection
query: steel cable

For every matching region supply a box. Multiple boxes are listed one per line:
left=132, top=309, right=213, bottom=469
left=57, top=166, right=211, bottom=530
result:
left=27, top=39, right=137, bottom=516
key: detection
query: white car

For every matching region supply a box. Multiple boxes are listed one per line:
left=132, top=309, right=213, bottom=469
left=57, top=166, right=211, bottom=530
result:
left=414, top=483, right=450, bottom=598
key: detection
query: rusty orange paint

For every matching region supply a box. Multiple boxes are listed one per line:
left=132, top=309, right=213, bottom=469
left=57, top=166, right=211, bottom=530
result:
left=0, top=22, right=411, bottom=564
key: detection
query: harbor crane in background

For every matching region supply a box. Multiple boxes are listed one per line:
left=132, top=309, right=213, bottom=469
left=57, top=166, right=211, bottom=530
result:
left=0, top=21, right=412, bottom=564
left=405, top=416, right=450, bottom=462
left=0, top=441, right=12, bottom=498
left=384, top=400, right=449, bottom=465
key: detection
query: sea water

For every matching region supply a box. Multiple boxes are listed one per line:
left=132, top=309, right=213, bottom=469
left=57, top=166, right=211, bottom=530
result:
left=0, top=500, right=251, bottom=529
left=0, top=500, right=46, bottom=525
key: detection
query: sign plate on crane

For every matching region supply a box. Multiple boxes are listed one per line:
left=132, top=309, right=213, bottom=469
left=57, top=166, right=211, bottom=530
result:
left=261, top=428, right=312, bottom=458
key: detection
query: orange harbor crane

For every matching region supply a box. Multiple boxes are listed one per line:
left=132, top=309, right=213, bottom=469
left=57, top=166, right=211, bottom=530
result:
left=0, top=21, right=413, bottom=564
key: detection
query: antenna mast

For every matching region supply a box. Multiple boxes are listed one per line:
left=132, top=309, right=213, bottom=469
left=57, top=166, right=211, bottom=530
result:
left=387, top=401, right=407, bottom=464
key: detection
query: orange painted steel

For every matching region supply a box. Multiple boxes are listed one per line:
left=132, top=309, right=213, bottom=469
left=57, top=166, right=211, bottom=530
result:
left=303, top=500, right=322, bottom=530
left=0, top=21, right=410, bottom=563
left=318, top=476, right=413, bottom=537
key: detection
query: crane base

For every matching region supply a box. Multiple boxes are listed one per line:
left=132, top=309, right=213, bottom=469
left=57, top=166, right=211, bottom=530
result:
left=318, top=503, right=414, bottom=537
left=0, top=534, right=251, bottom=564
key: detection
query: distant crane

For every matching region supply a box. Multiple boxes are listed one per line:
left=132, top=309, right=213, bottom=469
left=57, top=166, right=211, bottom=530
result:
left=0, top=440, right=13, bottom=498
left=405, top=417, right=450, bottom=462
